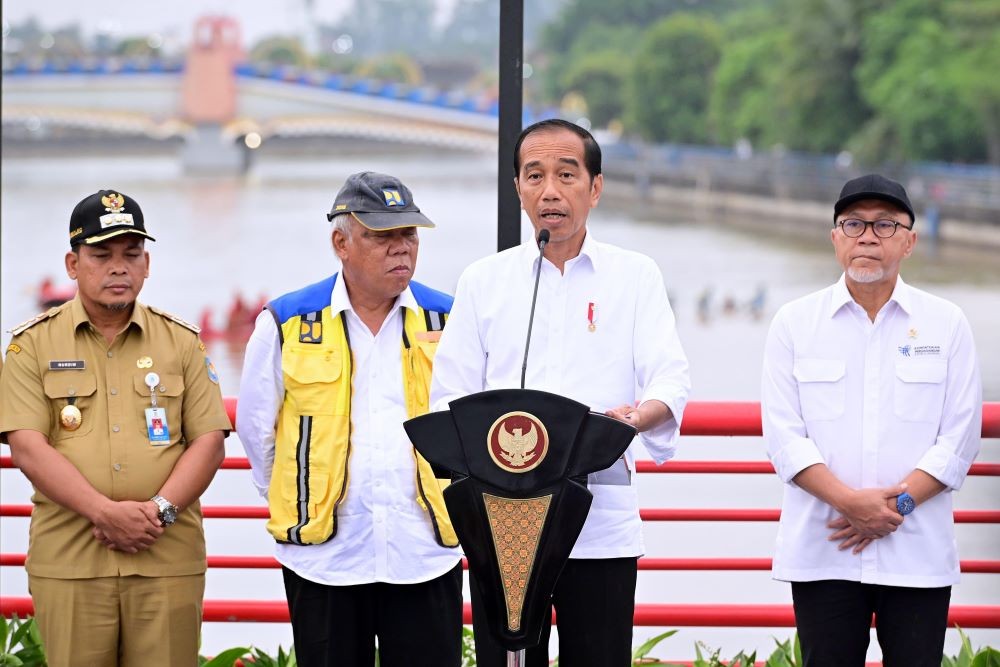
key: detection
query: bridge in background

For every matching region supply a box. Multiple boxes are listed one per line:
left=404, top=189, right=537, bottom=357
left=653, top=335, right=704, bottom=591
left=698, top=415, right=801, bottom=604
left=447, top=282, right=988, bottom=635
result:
left=1, top=17, right=555, bottom=166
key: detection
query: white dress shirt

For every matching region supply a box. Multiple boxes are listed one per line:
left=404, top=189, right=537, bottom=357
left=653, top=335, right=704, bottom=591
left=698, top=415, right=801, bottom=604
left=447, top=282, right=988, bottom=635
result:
left=237, top=277, right=462, bottom=585
left=430, top=233, right=691, bottom=559
left=762, top=275, right=981, bottom=587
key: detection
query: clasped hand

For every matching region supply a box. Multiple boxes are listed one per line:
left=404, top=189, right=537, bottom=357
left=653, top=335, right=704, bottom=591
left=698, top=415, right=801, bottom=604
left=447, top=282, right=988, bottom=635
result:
left=91, top=500, right=164, bottom=553
left=827, top=483, right=907, bottom=554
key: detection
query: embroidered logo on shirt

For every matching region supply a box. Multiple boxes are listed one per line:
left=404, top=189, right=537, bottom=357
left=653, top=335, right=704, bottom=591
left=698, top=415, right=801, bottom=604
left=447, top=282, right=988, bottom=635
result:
left=898, top=345, right=911, bottom=357
left=914, top=345, right=941, bottom=357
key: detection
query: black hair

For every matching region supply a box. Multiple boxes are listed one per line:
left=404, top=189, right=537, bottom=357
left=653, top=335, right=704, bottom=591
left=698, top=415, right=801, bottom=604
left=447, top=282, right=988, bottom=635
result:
left=513, top=119, right=602, bottom=180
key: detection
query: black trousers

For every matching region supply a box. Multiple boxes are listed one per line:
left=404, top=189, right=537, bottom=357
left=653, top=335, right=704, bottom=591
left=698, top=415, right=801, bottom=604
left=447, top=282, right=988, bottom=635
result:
left=471, top=557, right=638, bottom=667
left=791, top=580, right=951, bottom=667
left=282, top=563, right=464, bottom=667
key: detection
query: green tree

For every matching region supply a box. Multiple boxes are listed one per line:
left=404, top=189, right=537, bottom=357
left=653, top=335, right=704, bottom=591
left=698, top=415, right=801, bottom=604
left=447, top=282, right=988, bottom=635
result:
left=355, top=53, right=424, bottom=85
left=626, top=13, right=722, bottom=143
left=249, top=36, right=308, bottom=67
left=560, top=50, right=628, bottom=127
left=709, top=6, right=791, bottom=149
left=855, top=0, right=999, bottom=164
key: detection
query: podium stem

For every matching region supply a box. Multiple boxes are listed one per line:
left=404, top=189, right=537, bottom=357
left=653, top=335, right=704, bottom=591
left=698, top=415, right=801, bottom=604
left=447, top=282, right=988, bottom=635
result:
left=507, top=649, right=527, bottom=666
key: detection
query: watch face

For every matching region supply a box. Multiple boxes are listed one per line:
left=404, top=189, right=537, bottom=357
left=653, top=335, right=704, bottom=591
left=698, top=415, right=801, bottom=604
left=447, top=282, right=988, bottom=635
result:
left=161, top=507, right=178, bottom=525
left=897, top=493, right=916, bottom=516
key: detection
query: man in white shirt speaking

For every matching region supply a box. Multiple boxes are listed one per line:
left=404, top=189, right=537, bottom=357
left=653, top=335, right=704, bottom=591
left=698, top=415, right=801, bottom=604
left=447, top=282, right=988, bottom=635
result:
left=237, top=172, right=463, bottom=667
left=761, top=174, right=982, bottom=666
left=430, top=119, right=691, bottom=667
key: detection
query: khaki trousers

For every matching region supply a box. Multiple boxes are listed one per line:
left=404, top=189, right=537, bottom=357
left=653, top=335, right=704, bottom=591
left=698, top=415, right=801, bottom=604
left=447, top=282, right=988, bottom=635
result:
left=29, top=573, right=205, bottom=667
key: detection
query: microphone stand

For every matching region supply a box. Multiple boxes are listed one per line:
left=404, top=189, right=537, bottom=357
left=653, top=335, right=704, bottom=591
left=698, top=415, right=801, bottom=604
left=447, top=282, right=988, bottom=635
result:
left=520, top=229, right=549, bottom=389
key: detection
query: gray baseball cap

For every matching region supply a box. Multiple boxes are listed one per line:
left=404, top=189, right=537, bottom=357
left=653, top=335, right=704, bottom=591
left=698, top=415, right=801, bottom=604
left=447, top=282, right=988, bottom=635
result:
left=326, top=171, right=435, bottom=230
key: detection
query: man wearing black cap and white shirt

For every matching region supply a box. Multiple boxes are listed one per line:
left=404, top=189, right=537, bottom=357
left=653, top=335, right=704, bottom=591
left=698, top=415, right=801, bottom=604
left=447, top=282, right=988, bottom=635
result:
left=761, top=174, right=982, bottom=666
left=237, top=172, right=463, bottom=667
left=0, top=190, right=231, bottom=667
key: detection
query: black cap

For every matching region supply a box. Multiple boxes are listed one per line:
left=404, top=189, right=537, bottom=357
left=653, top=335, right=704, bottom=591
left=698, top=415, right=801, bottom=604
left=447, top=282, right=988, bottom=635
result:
left=69, top=189, right=156, bottom=247
left=326, top=172, right=435, bottom=230
left=834, top=174, right=915, bottom=223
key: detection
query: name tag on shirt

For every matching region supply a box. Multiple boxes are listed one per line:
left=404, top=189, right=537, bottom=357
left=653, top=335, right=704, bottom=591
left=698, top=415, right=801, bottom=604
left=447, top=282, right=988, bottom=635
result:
left=145, top=407, right=171, bottom=445
left=49, top=360, right=85, bottom=370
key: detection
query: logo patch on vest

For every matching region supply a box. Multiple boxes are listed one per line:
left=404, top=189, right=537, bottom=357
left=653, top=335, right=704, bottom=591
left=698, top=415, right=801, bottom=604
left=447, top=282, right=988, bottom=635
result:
left=299, top=312, right=323, bottom=344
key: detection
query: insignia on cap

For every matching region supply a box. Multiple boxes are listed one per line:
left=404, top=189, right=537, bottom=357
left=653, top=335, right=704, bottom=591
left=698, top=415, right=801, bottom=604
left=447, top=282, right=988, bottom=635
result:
left=102, top=193, right=126, bottom=213
left=488, top=411, right=549, bottom=473
left=382, top=189, right=404, bottom=207
left=70, top=227, right=84, bottom=239
left=335, top=204, right=348, bottom=211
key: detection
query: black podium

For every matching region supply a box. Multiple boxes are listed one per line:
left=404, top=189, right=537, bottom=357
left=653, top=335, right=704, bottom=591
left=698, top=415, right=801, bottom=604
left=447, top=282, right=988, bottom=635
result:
left=403, top=389, right=636, bottom=657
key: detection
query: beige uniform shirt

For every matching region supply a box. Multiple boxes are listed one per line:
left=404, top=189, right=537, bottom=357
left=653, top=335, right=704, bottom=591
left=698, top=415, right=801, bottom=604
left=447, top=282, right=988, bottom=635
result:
left=0, top=297, right=231, bottom=578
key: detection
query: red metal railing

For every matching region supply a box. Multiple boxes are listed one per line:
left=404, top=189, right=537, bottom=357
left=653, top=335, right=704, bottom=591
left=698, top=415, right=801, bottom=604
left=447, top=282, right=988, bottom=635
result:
left=3, top=400, right=999, bottom=632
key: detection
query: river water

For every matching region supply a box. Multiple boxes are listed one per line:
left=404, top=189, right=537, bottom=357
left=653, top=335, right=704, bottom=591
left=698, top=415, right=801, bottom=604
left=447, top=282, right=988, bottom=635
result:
left=1, top=150, right=998, bottom=661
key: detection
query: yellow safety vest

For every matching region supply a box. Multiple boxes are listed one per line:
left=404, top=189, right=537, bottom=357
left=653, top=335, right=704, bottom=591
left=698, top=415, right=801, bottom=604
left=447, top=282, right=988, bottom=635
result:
left=264, top=274, right=458, bottom=547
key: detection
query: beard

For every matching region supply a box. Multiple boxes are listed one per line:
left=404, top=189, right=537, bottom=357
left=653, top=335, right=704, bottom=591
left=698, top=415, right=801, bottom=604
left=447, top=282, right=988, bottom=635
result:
left=101, top=301, right=132, bottom=312
left=847, top=266, right=885, bottom=283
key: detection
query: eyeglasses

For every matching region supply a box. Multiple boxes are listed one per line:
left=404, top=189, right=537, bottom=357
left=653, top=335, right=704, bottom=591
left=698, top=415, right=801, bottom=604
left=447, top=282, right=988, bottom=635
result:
left=836, top=218, right=913, bottom=239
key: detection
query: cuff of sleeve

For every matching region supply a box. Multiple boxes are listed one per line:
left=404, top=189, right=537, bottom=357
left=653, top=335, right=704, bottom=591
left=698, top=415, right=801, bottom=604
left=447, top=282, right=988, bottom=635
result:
left=637, top=395, right=684, bottom=465
left=916, top=445, right=973, bottom=491
left=773, top=437, right=825, bottom=484
left=0, top=417, right=52, bottom=439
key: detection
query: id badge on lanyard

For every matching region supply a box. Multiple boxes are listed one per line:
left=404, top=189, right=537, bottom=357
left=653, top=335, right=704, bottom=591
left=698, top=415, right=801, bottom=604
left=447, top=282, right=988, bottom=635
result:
left=144, top=372, right=171, bottom=445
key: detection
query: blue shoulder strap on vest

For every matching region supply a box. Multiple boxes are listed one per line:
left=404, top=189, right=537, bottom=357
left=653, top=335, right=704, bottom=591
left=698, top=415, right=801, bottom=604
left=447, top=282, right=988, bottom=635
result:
left=409, top=280, right=453, bottom=315
left=267, top=274, right=338, bottom=325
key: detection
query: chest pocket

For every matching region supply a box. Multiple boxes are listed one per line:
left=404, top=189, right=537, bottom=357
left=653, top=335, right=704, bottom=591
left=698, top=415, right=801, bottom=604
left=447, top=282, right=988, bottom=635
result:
left=894, top=360, right=947, bottom=423
left=132, top=374, right=185, bottom=442
left=283, top=347, right=345, bottom=416
left=43, top=372, right=97, bottom=440
left=793, top=358, right=846, bottom=422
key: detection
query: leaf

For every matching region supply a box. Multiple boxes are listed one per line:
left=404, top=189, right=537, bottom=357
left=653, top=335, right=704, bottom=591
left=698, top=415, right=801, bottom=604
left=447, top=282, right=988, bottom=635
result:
left=0, top=655, right=25, bottom=667
left=201, top=647, right=251, bottom=667
left=7, top=621, right=32, bottom=652
left=0, top=615, right=9, bottom=648
left=971, top=647, right=1000, bottom=667
left=632, top=629, right=679, bottom=660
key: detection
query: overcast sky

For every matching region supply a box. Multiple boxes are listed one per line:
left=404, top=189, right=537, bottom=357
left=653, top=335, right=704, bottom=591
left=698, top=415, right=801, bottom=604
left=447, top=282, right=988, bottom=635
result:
left=2, top=0, right=459, bottom=46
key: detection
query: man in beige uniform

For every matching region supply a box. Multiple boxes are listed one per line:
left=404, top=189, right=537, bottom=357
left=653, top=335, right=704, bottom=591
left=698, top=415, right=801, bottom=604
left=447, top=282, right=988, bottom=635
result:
left=0, top=189, right=231, bottom=667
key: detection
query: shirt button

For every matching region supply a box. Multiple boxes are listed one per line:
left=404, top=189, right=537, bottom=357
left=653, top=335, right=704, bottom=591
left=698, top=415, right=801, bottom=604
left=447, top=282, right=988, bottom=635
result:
left=110, top=388, right=118, bottom=396
left=68, top=389, right=76, bottom=396
left=113, top=463, right=122, bottom=471
left=112, top=425, right=120, bottom=433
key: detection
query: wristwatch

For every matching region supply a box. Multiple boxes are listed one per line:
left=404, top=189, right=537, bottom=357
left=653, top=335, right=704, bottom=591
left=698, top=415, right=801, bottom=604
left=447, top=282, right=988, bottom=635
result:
left=896, top=492, right=916, bottom=516
left=151, top=495, right=179, bottom=526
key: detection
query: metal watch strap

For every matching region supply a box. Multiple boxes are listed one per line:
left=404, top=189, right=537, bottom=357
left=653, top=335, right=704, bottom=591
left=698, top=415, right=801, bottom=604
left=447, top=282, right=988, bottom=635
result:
left=150, top=494, right=178, bottom=524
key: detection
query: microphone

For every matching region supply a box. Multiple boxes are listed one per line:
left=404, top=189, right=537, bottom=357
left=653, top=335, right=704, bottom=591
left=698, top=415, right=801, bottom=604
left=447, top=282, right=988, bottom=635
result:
left=520, top=229, right=550, bottom=389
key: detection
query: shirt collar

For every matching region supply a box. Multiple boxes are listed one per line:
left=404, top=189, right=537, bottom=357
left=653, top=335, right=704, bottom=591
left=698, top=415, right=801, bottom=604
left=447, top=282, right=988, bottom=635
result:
left=70, top=294, right=147, bottom=332
left=828, top=273, right=912, bottom=317
left=331, top=272, right=416, bottom=316
left=521, top=228, right=599, bottom=272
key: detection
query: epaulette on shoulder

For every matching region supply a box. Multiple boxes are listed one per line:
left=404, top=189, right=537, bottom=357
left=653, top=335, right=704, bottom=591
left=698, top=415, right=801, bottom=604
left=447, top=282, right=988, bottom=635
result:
left=9, top=306, right=61, bottom=336
left=147, top=305, right=201, bottom=334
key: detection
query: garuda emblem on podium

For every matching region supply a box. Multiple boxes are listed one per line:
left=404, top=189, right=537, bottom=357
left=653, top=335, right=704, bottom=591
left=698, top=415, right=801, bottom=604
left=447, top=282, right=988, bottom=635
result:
left=488, top=411, right=549, bottom=473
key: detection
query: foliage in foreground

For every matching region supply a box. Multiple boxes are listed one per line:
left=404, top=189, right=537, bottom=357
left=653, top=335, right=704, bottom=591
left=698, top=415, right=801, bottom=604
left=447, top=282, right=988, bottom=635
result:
left=2, top=615, right=998, bottom=666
